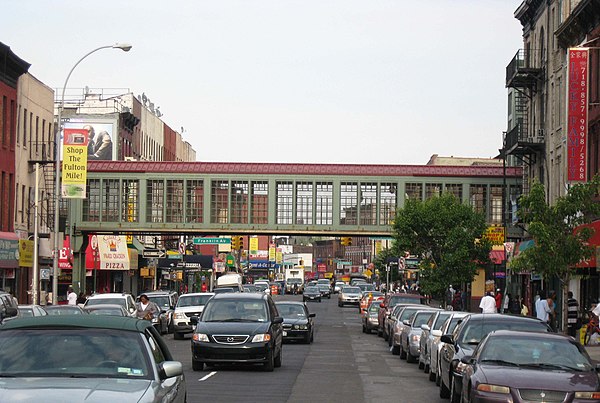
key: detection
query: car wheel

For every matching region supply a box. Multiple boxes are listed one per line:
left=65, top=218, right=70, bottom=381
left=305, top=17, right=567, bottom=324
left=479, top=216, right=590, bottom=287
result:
left=174, top=332, right=184, bottom=340
left=429, top=369, right=436, bottom=382
left=338, top=302, right=343, bottom=307
left=377, top=327, right=383, bottom=337
left=192, top=360, right=204, bottom=371
left=263, top=350, right=275, bottom=372
left=435, top=365, right=441, bottom=386
left=450, top=377, right=461, bottom=403
left=424, top=363, right=430, bottom=374
left=418, top=361, right=424, bottom=370
left=391, top=345, right=400, bottom=355
left=274, top=347, right=282, bottom=368
left=362, top=324, right=367, bottom=333
left=318, top=298, right=322, bottom=303
left=439, top=375, right=451, bottom=398
left=310, top=332, right=314, bottom=342
left=168, top=319, right=174, bottom=334
left=328, top=295, right=331, bottom=299
left=407, top=351, right=416, bottom=363
left=304, top=332, right=311, bottom=344
left=399, top=345, right=407, bottom=359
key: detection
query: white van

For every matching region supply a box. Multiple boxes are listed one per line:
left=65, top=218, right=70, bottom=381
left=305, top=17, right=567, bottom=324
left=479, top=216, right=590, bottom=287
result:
left=215, top=273, right=243, bottom=292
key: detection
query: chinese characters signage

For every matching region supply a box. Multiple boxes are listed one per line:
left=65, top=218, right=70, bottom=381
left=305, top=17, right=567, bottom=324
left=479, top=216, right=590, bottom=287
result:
left=567, top=48, right=589, bottom=182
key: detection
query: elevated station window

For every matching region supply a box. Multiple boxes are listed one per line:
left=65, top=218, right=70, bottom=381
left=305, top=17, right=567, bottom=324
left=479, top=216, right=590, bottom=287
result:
left=470, top=184, right=487, bottom=216
left=251, top=181, right=268, bottom=224
left=405, top=183, right=422, bottom=201
left=316, top=182, right=333, bottom=225
left=379, top=183, right=396, bottom=225
left=425, top=183, right=442, bottom=199
left=102, top=179, right=119, bottom=222
left=166, top=180, right=184, bottom=223
left=211, top=180, right=229, bottom=224
left=296, top=182, right=313, bottom=225
left=276, top=182, right=293, bottom=225
left=231, top=181, right=249, bottom=224
left=83, top=179, right=100, bottom=221
left=359, top=183, right=377, bottom=226
left=186, top=180, right=204, bottom=224
left=490, top=185, right=503, bottom=225
left=340, top=182, right=358, bottom=225
left=122, top=180, right=139, bottom=223
left=147, top=180, right=165, bottom=223
left=444, top=183, right=463, bottom=201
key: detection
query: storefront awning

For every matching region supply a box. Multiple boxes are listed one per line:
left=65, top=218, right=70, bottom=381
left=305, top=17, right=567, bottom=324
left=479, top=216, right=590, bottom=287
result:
left=490, top=249, right=505, bottom=264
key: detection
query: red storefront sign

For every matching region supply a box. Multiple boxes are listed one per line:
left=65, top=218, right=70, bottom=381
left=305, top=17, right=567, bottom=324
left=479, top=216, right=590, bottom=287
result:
left=317, top=264, right=326, bottom=273
left=567, top=48, right=589, bottom=182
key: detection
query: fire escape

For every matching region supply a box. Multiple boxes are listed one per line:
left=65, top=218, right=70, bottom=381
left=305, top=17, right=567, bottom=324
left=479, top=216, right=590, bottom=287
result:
left=28, top=139, right=57, bottom=235
left=504, top=49, right=544, bottom=194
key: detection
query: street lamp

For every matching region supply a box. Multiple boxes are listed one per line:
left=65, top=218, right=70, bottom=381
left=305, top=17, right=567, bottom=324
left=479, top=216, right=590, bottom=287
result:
left=52, top=43, right=132, bottom=304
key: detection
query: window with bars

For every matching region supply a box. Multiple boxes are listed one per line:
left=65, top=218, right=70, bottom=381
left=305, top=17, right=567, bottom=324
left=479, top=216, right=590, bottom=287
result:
left=121, top=180, right=139, bottom=223
left=425, top=183, right=442, bottom=199
left=470, top=184, right=487, bottom=216
left=316, top=182, right=333, bottom=225
left=186, top=180, right=203, bottom=223
left=84, top=181, right=100, bottom=221
left=340, top=182, right=358, bottom=225
left=166, top=180, right=184, bottom=223
left=276, top=182, right=293, bottom=224
left=147, top=180, right=165, bottom=223
left=405, top=183, right=422, bottom=200
left=490, top=185, right=503, bottom=224
left=444, top=184, right=463, bottom=201
left=360, top=183, right=377, bottom=225
left=211, top=180, right=229, bottom=224
left=379, top=183, right=396, bottom=225
left=251, top=181, right=268, bottom=224
left=296, top=182, right=313, bottom=225
left=102, top=179, right=120, bottom=222
left=231, top=181, right=249, bottom=224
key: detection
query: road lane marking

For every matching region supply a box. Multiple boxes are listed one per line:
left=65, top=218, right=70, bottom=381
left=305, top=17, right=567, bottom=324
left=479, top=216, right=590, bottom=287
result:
left=199, top=371, right=217, bottom=381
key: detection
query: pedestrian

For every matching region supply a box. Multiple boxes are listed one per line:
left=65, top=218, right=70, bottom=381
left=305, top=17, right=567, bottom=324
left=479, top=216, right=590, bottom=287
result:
left=508, top=295, right=521, bottom=314
left=535, top=290, right=551, bottom=324
left=494, top=289, right=503, bottom=312
left=520, top=297, right=529, bottom=316
left=567, top=291, right=580, bottom=338
left=76, top=292, right=87, bottom=305
left=452, top=290, right=462, bottom=311
left=502, top=292, right=511, bottom=314
left=479, top=292, right=497, bottom=314
left=67, top=286, right=77, bottom=305
left=136, top=294, right=159, bottom=320
left=446, top=285, right=455, bottom=307
left=547, top=290, right=557, bottom=331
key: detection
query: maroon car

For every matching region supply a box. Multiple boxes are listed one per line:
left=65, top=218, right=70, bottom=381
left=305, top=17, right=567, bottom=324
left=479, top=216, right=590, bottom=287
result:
left=377, top=293, right=426, bottom=339
left=460, top=330, right=600, bottom=403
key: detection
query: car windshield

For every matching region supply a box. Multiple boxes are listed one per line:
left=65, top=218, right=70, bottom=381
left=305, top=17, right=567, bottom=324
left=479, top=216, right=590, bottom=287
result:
left=86, top=298, right=125, bottom=307
left=45, top=307, right=83, bottom=315
left=433, top=313, right=452, bottom=330
left=0, top=328, right=151, bottom=379
left=357, top=284, right=374, bottom=291
left=305, top=286, right=319, bottom=293
left=202, top=300, right=268, bottom=322
left=213, top=288, right=234, bottom=294
left=18, top=308, right=34, bottom=317
left=399, top=308, right=420, bottom=321
left=368, top=302, right=382, bottom=312
left=318, top=285, right=329, bottom=290
left=413, top=311, right=434, bottom=327
left=447, top=317, right=465, bottom=334
left=479, top=336, right=593, bottom=371
left=389, top=295, right=422, bottom=306
left=459, top=320, right=549, bottom=345
left=344, top=287, right=361, bottom=294
left=86, top=308, right=125, bottom=316
left=148, top=296, right=170, bottom=308
left=255, top=284, right=269, bottom=291
left=277, top=304, right=306, bottom=318
left=177, top=294, right=213, bottom=307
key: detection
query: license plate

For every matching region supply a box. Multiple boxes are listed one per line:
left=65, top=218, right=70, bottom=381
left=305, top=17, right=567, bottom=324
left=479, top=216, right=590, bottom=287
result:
left=283, top=331, right=287, bottom=336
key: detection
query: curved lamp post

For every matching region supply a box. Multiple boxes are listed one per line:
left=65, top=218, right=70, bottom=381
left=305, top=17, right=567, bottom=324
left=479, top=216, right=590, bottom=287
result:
left=52, top=43, right=132, bottom=305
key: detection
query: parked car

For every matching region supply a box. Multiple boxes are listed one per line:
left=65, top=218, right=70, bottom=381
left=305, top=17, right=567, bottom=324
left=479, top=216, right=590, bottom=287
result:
left=429, top=312, right=470, bottom=385
left=418, top=310, right=453, bottom=372
left=399, top=309, right=437, bottom=363
left=385, top=304, right=414, bottom=347
left=276, top=301, right=315, bottom=344
left=317, top=284, right=331, bottom=299
left=461, top=330, right=600, bottom=403
left=362, top=300, right=383, bottom=334
left=83, top=293, right=136, bottom=317
left=359, top=291, right=384, bottom=315
left=191, top=293, right=283, bottom=372
left=44, top=305, right=86, bottom=315
left=438, top=313, right=552, bottom=403
left=392, top=305, right=438, bottom=356
left=0, top=291, right=18, bottom=323
left=172, top=292, right=214, bottom=340
left=0, top=315, right=186, bottom=402
left=303, top=286, right=322, bottom=303
left=17, top=305, right=48, bottom=318
left=356, top=283, right=376, bottom=294
left=84, top=304, right=130, bottom=316
left=338, top=286, right=362, bottom=307
left=142, top=290, right=178, bottom=334
left=377, top=293, right=427, bottom=338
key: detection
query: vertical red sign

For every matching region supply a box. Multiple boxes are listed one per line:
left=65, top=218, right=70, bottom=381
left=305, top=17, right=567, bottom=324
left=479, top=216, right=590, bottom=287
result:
left=567, top=48, right=589, bottom=182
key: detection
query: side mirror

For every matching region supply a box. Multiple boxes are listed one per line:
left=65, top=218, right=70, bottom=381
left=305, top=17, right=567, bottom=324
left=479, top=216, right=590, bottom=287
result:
left=403, top=319, right=410, bottom=326
left=595, top=362, right=600, bottom=373
left=421, top=324, right=430, bottom=331
left=159, top=361, right=184, bottom=379
left=273, top=316, right=284, bottom=324
left=460, top=355, right=473, bottom=365
left=309, top=313, right=316, bottom=318
left=431, top=329, right=442, bottom=337
left=440, top=334, right=454, bottom=344
left=190, top=316, right=199, bottom=325
left=5, top=307, right=17, bottom=318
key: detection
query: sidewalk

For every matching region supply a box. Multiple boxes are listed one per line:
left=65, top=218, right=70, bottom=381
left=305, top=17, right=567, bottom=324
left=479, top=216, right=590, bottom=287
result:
left=586, top=345, right=600, bottom=361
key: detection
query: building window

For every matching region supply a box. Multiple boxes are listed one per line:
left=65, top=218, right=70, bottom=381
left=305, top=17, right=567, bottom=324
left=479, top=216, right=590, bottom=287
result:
left=379, top=183, right=396, bottom=225
left=296, top=182, right=313, bottom=225
left=83, top=179, right=101, bottom=221
left=186, top=180, right=203, bottom=223
left=340, top=182, right=358, bottom=225
left=360, top=183, right=377, bottom=225
left=166, top=180, right=184, bottom=223
left=490, top=185, right=503, bottom=224
left=316, top=182, right=333, bottom=225
left=211, top=180, right=229, bottom=224
left=22, top=108, right=27, bottom=146
left=444, top=184, right=463, bottom=201
left=146, top=180, right=165, bottom=223
left=1, top=96, right=6, bottom=147
left=35, top=116, right=39, bottom=153
left=276, top=182, right=293, bottom=225
left=122, top=180, right=139, bottom=223
left=405, top=183, right=422, bottom=200
left=231, top=181, right=249, bottom=224
left=102, top=179, right=120, bottom=222
left=425, top=183, right=442, bottom=199
left=470, top=184, right=487, bottom=216
left=251, top=181, right=268, bottom=224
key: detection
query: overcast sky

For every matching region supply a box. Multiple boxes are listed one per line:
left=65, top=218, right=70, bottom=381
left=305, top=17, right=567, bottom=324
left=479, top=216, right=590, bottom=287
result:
left=2, top=1, right=523, bottom=164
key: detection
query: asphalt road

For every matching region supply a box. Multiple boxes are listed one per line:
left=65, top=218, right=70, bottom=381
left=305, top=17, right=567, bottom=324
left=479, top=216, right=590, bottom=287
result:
left=164, top=294, right=447, bottom=403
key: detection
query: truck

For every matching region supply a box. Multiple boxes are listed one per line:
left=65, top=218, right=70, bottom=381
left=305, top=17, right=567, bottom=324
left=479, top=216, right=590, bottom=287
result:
left=215, top=272, right=243, bottom=292
left=285, top=267, right=305, bottom=294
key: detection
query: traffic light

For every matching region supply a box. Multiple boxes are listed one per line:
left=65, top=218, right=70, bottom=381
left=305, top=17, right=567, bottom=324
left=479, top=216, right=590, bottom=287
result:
left=237, top=236, right=244, bottom=250
left=231, top=236, right=239, bottom=249
left=341, top=237, right=352, bottom=246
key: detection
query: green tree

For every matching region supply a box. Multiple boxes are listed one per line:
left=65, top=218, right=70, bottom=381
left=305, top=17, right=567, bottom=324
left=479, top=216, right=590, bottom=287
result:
left=392, top=193, right=491, bottom=300
left=373, top=248, right=401, bottom=287
left=511, top=177, right=600, bottom=333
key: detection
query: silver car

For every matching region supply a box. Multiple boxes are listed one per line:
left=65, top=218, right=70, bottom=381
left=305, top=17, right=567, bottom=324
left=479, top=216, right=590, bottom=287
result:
left=429, top=312, right=470, bottom=384
left=418, top=310, right=453, bottom=372
left=391, top=306, right=431, bottom=355
left=338, top=286, right=362, bottom=307
left=399, top=309, right=438, bottom=363
left=172, top=292, right=214, bottom=340
left=0, top=315, right=186, bottom=402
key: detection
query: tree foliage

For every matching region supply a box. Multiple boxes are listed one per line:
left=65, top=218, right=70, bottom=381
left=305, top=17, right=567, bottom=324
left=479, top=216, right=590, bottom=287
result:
left=392, top=193, right=491, bottom=299
left=373, top=248, right=401, bottom=284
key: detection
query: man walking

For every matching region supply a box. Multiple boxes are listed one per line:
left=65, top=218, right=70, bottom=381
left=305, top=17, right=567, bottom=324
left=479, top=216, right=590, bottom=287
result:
left=479, top=292, right=497, bottom=313
left=67, top=286, right=77, bottom=305
left=567, top=291, right=580, bottom=338
left=535, top=290, right=551, bottom=324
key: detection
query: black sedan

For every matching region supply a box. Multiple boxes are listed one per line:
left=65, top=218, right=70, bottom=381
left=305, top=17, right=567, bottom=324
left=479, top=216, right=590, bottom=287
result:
left=317, top=285, right=331, bottom=299
left=275, top=301, right=315, bottom=344
left=190, top=293, right=283, bottom=372
left=438, top=313, right=552, bottom=403
left=303, top=286, right=322, bottom=303
left=461, top=330, right=600, bottom=403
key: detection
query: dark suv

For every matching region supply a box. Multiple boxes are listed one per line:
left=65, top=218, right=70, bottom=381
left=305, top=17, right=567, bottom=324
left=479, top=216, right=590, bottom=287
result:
left=0, top=292, right=18, bottom=323
left=191, top=293, right=283, bottom=372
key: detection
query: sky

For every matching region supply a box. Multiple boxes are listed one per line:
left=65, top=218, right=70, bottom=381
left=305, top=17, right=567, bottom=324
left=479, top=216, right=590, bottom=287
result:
left=1, top=1, right=524, bottom=165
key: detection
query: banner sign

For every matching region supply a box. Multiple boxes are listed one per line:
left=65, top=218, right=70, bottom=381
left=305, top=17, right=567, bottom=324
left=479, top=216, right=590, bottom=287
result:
left=269, top=245, right=276, bottom=262
left=18, top=240, right=33, bottom=268
left=61, top=128, right=89, bottom=198
left=567, top=48, right=589, bottom=182
left=484, top=226, right=505, bottom=245
left=250, top=237, right=259, bottom=253
left=98, top=235, right=130, bottom=270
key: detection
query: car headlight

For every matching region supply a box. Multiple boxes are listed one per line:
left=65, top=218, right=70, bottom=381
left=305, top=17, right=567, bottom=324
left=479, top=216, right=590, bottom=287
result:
left=174, top=312, right=186, bottom=320
left=293, top=324, right=308, bottom=330
left=192, top=333, right=210, bottom=342
left=476, top=384, right=510, bottom=394
left=251, top=333, right=272, bottom=343
left=575, top=392, right=600, bottom=400
left=151, top=317, right=159, bottom=323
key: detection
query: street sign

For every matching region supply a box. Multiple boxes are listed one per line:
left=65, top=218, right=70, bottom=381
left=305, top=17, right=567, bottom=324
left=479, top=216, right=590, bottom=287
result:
left=142, top=249, right=165, bottom=258
left=193, top=237, right=231, bottom=245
